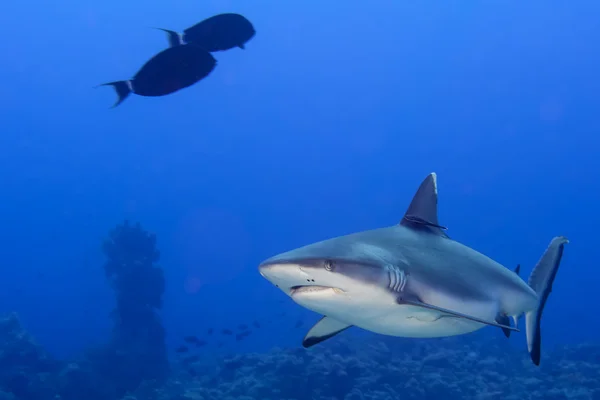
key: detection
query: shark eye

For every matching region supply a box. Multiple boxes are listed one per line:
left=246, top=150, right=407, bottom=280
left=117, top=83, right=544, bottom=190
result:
left=324, top=260, right=334, bottom=271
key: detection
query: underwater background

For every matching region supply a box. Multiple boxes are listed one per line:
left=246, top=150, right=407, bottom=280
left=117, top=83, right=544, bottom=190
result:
left=0, top=1, right=599, bottom=399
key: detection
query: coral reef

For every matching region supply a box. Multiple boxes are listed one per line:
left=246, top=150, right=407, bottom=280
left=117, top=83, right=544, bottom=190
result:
left=161, top=335, right=600, bottom=400
left=0, top=311, right=599, bottom=400
left=0, top=314, right=60, bottom=400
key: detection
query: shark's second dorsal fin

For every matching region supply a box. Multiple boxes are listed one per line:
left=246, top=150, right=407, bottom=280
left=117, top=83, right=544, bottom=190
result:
left=401, top=172, right=448, bottom=237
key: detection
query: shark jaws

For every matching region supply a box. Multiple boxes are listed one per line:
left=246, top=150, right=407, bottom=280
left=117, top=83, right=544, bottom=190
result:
left=258, top=172, right=568, bottom=366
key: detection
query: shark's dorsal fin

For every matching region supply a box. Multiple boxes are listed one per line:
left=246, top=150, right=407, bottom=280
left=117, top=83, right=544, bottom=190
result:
left=302, top=316, right=351, bottom=348
left=401, top=172, right=448, bottom=236
left=514, top=264, right=521, bottom=275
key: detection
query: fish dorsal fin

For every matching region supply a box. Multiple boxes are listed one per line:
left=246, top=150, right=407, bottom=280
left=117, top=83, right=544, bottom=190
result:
left=401, top=172, right=448, bottom=236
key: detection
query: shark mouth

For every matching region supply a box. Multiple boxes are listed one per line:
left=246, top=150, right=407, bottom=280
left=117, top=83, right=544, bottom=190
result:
left=290, top=286, right=345, bottom=295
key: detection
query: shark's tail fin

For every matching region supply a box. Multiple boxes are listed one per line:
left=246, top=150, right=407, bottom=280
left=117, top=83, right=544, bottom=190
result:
left=525, top=236, right=568, bottom=365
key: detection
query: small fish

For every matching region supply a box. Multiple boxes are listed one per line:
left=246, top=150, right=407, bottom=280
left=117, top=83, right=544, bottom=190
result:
left=221, top=329, right=233, bottom=335
left=98, top=44, right=216, bottom=108
left=235, top=330, right=251, bottom=341
left=183, top=335, right=200, bottom=344
left=175, top=345, right=189, bottom=353
left=207, top=328, right=214, bottom=335
left=252, top=321, right=260, bottom=328
left=238, top=324, right=248, bottom=330
left=157, top=13, right=255, bottom=52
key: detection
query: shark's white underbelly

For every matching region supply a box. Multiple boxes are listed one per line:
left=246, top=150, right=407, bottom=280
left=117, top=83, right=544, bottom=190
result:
left=350, top=304, right=489, bottom=338
left=294, top=290, right=499, bottom=338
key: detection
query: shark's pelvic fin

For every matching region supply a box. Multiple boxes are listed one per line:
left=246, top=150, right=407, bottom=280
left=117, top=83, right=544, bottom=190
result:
left=525, top=236, right=569, bottom=366
left=400, top=172, right=449, bottom=237
left=396, top=297, right=519, bottom=332
left=495, top=313, right=512, bottom=338
left=302, top=316, right=352, bottom=348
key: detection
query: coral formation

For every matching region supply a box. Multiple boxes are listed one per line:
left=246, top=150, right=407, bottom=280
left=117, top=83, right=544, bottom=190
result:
left=99, top=220, right=169, bottom=394
left=162, top=335, right=600, bottom=400
left=0, top=314, right=60, bottom=400
left=0, top=311, right=599, bottom=400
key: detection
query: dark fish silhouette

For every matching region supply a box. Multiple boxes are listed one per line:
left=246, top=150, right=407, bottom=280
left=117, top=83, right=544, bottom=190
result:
left=235, top=330, right=251, bottom=341
left=221, top=329, right=233, bottom=335
left=157, top=13, right=255, bottom=52
left=175, top=345, right=189, bottom=353
left=183, top=335, right=200, bottom=344
left=98, top=44, right=216, bottom=108
left=252, top=321, right=260, bottom=328
left=207, top=328, right=214, bottom=335
left=238, top=324, right=248, bottom=330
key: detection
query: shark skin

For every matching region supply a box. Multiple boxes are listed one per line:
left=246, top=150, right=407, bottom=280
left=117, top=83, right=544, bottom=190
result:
left=258, top=173, right=568, bottom=365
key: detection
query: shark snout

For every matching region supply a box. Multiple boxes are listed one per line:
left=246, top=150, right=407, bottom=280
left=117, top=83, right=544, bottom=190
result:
left=259, top=261, right=316, bottom=295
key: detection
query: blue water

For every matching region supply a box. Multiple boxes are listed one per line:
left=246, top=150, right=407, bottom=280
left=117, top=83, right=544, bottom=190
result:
left=0, top=1, right=599, bottom=399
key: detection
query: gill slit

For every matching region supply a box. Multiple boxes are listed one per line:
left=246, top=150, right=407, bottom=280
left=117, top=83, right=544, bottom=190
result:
left=387, top=265, right=407, bottom=293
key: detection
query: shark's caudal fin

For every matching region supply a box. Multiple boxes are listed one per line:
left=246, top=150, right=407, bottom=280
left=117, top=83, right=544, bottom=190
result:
left=96, top=80, right=132, bottom=108
left=302, top=316, right=351, bottom=348
left=525, top=236, right=569, bottom=366
left=400, top=172, right=449, bottom=237
left=154, top=28, right=184, bottom=47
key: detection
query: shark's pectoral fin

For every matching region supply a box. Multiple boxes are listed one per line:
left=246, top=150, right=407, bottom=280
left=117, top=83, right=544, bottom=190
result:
left=495, top=313, right=512, bottom=338
left=396, top=297, right=519, bottom=333
left=302, top=316, right=352, bottom=348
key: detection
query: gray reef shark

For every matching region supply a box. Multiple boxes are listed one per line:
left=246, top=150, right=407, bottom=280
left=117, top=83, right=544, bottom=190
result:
left=258, top=172, right=568, bottom=365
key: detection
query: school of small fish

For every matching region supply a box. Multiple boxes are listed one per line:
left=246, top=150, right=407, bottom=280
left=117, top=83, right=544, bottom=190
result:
left=98, top=13, right=256, bottom=108
left=175, top=308, right=307, bottom=377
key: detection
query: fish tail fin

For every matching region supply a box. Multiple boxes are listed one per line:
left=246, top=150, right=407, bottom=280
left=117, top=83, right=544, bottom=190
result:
left=153, top=27, right=183, bottom=47
left=524, top=236, right=569, bottom=366
left=97, top=80, right=131, bottom=108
